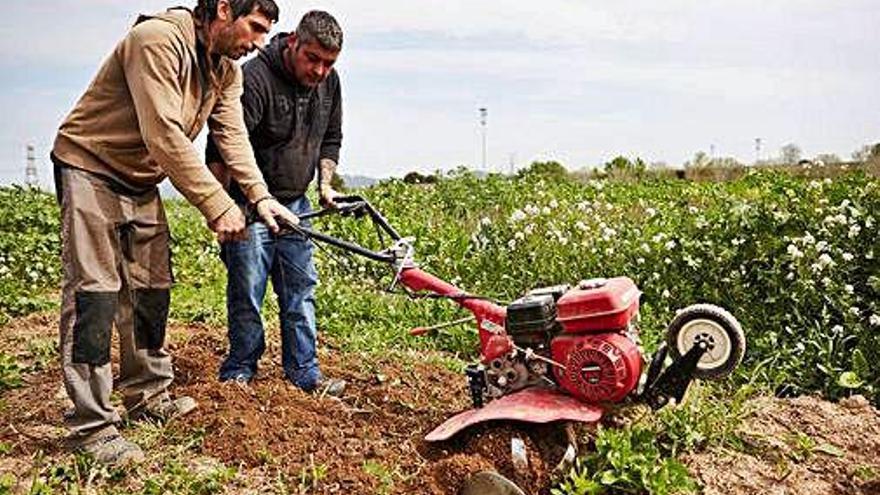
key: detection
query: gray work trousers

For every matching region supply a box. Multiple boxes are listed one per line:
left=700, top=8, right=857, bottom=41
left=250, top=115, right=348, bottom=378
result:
left=57, top=165, right=174, bottom=442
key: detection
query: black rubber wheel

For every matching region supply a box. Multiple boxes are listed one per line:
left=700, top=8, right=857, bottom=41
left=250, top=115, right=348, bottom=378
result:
left=665, top=304, right=745, bottom=380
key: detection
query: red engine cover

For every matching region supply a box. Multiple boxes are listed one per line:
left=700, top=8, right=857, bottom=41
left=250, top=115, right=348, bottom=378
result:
left=550, top=333, right=642, bottom=403
left=556, top=277, right=641, bottom=334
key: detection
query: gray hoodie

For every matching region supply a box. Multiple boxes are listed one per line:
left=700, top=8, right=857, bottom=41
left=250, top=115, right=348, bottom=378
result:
left=207, top=32, right=343, bottom=203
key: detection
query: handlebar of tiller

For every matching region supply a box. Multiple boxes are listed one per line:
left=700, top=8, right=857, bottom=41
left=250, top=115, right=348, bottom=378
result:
left=266, top=195, right=403, bottom=265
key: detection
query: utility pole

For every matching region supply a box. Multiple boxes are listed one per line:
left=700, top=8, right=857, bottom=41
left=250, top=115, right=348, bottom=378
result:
left=478, top=107, right=488, bottom=172
left=508, top=152, right=516, bottom=175
left=25, top=144, right=38, bottom=187
left=754, top=138, right=762, bottom=165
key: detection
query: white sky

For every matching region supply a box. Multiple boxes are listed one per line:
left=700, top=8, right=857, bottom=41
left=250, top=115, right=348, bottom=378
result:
left=0, top=0, right=878, bottom=187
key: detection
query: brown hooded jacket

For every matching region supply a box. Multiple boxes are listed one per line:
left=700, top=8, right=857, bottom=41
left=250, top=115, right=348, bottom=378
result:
left=53, top=8, right=270, bottom=221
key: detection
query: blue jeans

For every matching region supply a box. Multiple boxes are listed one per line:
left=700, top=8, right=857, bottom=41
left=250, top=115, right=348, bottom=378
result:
left=219, top=196, right=322, bottom=389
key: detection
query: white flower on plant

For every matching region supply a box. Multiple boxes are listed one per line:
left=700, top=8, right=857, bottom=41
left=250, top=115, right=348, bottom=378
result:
left=842, top=252, right=854, bottom=262
left=525, top=204, right=540, bottom=216
left=514, top=232, right=525, bottom=240
left=645, top=207, right=657, bottom=218
left=559, top=236, right=569, bottom=246
left=652, top=233, right=666, bottom=243
left=549, top=199, right=559, bottom=209
left=541, top=206, right=551, bottom=215
left=510, top=209, right=526, bottom=222
left=480, top=217, right=491, bottom=226
left=604, top=247, right=613, bottom=255
left=575, top=221, right=588, bottom=232
left=823, top=214, right=847, bottom=225
left=844, top=284, right=855, bottom=294
left=815, top=241, right=828, bottom=252
left=524, top=224, right=535, bottom=235
left=641, top=243, right=651, bottom=253
left=732, top=238, right=744, bottom=247
left=507, top=239, right=517, bottom=250
left=577, top=201, right=591, bottom=211
left=664, top=257, right=672, bottom=265
left=786, top=272, right=795, bottom=280
left=821, top=277, right=831, bottom=286
left=662, top=289, right=671, bottom=298
left=688, top=206, right=699, bottom=214
left=849, top=306, right=860, bottom=316
left=652, top=272, right=660, bottom=280
left=605, top=203, right=614, bottom=211
left=817, top=253, right=835, bottom=269
left=870, top=314, right=880, bottom=326
left=636, top=257, right=645, bottom=264
left=602, top=227, right=617, bottom=239
left=848, top=224, right=861, bottom=238
left=664, top=240, right=677, bottom=250
left=787, top=244, right=804, bottom=258
left=802, top=232, right=816, bottom=245
left=831, top=325, right=843, bottom=335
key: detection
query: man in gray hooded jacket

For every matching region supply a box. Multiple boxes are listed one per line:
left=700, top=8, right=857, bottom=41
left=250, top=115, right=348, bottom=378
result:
left=207, top=11, right=346, bottom=394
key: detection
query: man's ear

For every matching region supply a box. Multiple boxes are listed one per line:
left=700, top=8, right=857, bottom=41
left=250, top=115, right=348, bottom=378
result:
left=216, top=0, right=232, bottom=22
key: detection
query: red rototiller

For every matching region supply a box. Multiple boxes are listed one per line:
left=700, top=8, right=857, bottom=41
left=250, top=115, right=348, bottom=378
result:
left=283, top=195, right=746, bottom=442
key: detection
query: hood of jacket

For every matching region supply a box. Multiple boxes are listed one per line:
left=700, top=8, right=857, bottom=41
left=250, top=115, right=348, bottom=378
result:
left=259, top=33, right=312, bottom=90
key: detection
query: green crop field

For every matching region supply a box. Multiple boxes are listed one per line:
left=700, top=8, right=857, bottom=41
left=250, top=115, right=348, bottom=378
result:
left=1, top=166, right=878, bottom=494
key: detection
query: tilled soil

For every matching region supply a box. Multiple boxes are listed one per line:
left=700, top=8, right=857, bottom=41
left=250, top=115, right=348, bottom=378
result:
left=684, top=394, right=880, bottom=495
left=1, top=313, right=879, bottom=494
left=171, top=327, right=569, bottom=494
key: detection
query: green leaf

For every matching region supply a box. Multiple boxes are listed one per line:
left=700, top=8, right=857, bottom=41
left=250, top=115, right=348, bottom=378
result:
left=599, top=470, right=618, bottom=485
left=852, top=349, right=869, bottom=377
left=815, top=443, right=845, bottom=458
left=838, top=371, right=863, bottom=389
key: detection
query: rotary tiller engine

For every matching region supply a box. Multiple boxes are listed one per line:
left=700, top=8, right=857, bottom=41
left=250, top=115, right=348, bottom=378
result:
left=277, top=196, right=746, bottom=442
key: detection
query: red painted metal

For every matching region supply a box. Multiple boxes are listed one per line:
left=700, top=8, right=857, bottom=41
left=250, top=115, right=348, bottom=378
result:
left=425, top=387, right=604, bottom=441
left=398, top=267, right=509, bottom=363
left=556, top=277, right=641, bottom=333
left=550, top=333, right=643, bottom=403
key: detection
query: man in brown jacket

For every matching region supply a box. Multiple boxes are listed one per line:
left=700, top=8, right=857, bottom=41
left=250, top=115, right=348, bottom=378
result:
left=51, top=0, right=298, bottom=465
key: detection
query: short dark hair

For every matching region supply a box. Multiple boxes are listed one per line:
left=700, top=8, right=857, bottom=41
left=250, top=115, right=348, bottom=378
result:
left=195, top=0, right=279, bottom=24
left=296, top=11, right=343, bottom=51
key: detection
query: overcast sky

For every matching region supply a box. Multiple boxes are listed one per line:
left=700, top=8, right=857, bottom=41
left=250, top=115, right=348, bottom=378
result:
left=1, top=0, right=877, bottom=187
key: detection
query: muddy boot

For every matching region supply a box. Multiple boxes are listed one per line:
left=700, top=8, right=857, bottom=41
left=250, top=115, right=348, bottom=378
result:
left=129, top=394, right=198, bottom=421
left=79, top=434, right=145, bottom=466
left=309, top=377, right=347, bottom=397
